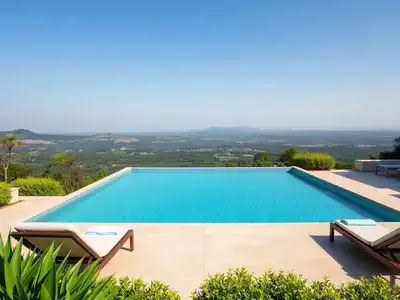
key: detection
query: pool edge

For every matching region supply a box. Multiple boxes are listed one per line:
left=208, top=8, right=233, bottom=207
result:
left=289, top=167, right=400, bottom=217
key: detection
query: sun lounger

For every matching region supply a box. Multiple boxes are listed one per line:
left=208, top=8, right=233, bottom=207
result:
left=11, top=223, right=134, bottom=269
left=330, top=220, right=400, bottom=270
left=375, top=164, right=400, bottom=176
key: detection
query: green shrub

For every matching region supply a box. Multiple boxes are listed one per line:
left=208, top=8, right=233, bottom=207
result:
left=279, top=148, right=298, bottom=165
left=253, top=152, right=274, bottom=167
left=334, top=161, right=353, bottom=169
left=100, top=277, right=181, bottom=299
left=11, top=177, right=65, bottom=196
left=192, top=268, right=311, bottom=299
left=291, top=152, right=336, bottom=170
left=192, top=268, right=400, bottom=300
left=0, top=235, right=116, bottom=300
left=0, top=182, right=12, bottom=206
left=342, top=277, right=400, bottom=299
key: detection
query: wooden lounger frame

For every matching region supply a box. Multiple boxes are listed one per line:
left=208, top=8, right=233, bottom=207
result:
left=330, top=222, right=400, bottom=271
left=11, top=229, right=134, bottom=270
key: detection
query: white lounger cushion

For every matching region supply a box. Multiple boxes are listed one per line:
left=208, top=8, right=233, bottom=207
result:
left=335, top=220, right=400, bottom=248
left=13, top=223, right=129, bottom=258
left=14, top=222, right=81, bottom=235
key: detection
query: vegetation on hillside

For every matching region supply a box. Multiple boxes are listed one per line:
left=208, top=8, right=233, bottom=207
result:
left=1, top=129, right=394, bottom=176
left=3, top=132, right=399, bottom=197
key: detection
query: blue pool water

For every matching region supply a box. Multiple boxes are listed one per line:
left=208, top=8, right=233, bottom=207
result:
left=29, top=168, right=400, bottom=223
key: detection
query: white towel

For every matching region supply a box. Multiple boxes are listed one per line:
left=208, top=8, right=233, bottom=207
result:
left=340, top=219, right=377, bottom=226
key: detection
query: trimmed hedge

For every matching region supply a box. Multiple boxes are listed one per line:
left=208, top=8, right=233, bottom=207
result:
left=291, top=152, right=335, bottom=170
left=192, top=268, right=400, bottom=300
left=335, top=161, right=353, bottom=170
left=0, top=182, right=12, bottom=206
left=11, top=177, right=65, bottom=196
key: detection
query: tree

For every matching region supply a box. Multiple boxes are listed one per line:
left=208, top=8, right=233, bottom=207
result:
left=394, top=137, right=400, bottom=153
left=50, top=152, right=77, bottom=172
left=278, top=148, right=297, bottom=166
left=253, top=152, right=273, bottom=163
left=49, top=152, right=77, bottom=193
left=0, top=135, right=22, bottom=183
left=378, top=137, right=400, bottom=159
left=253, top=152, right=273, bottom=167
left=0, top=163, right=32, bottom=182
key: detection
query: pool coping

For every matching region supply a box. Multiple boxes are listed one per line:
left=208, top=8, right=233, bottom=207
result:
left=26, top=166, right=400, bottom=222
left=292, top=167, right=400, bottom=215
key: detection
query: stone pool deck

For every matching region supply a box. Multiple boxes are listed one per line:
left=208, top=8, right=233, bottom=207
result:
left=1, top=170, right=400, bottom=298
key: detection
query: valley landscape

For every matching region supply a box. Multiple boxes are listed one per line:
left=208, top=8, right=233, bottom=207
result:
left=2, top=128, right=397, bottom=177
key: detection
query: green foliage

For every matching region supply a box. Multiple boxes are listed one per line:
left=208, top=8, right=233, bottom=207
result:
left=394, top=136, right=400, bottom=152
left=0, top=182, right=11, bottom=206
left=85, top=168, right=110, bottom=185
left=1, top=239, right=399, bottom=300
left=291, top=152, right=336, bottom=170
left=49, top=152, right=77, bottom=170
left=379, top=151, right=400, bottom=159
left=279, top=148, right=297, bottom=166
left=11, top=177, right=65, bottom=196
left=224, top=161, right=238, bottom=167
left=253, top=152, right=273, bottom=162
left=0, top=163, right=32, bottom=182
left=48, top=152, right=79, bottom=193
left=192, top=268, right=400, bottom=300
left=378, top=136, right=400, bottom=159
left=192, top=268, right=310, bottom=299
left=100, top=277, right=181, bottom=299
left=342, top=277, right=400, bottom=300
left=254, top=160, right=274, bottom=167
left=334, top=161, right=353, bottom=169
left=253, top=152, right=273, bottom=167
left=0, top=134, right=23, bottom=183
left=0, top=235, right=116, bottom=300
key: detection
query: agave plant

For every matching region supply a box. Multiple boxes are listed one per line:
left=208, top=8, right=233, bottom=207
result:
left=0, top=234, right=116, bottom=300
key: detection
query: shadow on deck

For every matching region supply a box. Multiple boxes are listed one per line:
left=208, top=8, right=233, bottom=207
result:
left=332, top=170, right=400, bottom=197
left=310, top=235, right=400, bottom=283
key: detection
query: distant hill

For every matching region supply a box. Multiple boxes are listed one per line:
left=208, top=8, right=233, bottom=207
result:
left=0, top=129, right=89, bottom=142
left=187, top=126, right=268, bottom=137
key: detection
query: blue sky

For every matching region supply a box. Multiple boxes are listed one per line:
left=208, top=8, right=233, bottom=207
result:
left=1, top=0, right=399, bottom=132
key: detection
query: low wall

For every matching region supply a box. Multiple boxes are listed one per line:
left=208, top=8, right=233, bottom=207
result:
left=10, top=188, right=19, bottom=204
left=354, top=159, right=400, bottom=172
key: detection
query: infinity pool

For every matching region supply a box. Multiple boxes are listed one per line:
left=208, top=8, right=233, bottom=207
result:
left=29, top=168, right=400, bottom=223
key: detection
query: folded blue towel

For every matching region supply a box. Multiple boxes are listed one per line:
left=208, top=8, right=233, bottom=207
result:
left=85, top=232, right=118, bottom=235
left=340, top=219, right=377, bottom=226
left=85, top=226, right=126, bottom=236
